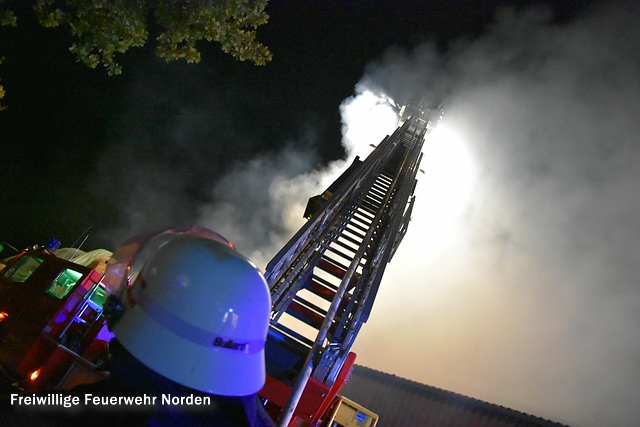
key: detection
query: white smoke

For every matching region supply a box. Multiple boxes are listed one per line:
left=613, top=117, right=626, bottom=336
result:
left=197, top=88, right=402, bottom=268
left=348, top=3, right=640, bottom=427
left=197, top=145, right=320, bottom=267
left=339, top=88, right=400, bottom=159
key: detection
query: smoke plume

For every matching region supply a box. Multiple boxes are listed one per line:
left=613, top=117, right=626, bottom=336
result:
left=348, top=3, right=640, bottom=427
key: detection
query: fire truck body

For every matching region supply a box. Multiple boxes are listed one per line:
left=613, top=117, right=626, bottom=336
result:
left=0, top=247, right=110, bottom=391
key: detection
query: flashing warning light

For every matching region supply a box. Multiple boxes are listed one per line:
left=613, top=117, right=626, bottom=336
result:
left=30, top=369, right=41, bottom=381
left=46, top=238, right=61, bottom=251
left=0, top=312, right=7, bottom=322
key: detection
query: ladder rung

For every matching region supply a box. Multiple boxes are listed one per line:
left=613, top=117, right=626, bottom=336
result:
left=350, top=208, right=367, bottom=221
left=375, top=173, right=392, bottom=183
left=304, top=277, right=336, bottom=301
left=286, top=300, right=326, bottom=330
left=348, top=221, right=369, bottom=234
left=378, top=173, right=393, bottom=183
left=373, top=176, right=392, bottom=188
left=361, top=199, right=382, bottom=212
left=351, top=213, right=372, bottom=228
left=369, top=187, right=387, bottom=199
left=361, top=192, right=381, bottom=205
left=326, top=245, right=355, bottom=262
left=374, top=176, right=392, bottom=186
left=344, top=226, right=365, bottom=240
left=293, top=295, right=328, bottom=313
left=369, top=190, right=387, bottom=202
left=355, top=207, right=375, bottom=221
left=372, top=179, right=389, bottom=190
left=331, top=237, right=358, bottom=254
left=376, top=173, right=395, bottom=187
left=327, top=251, right=352, bottom=270
left=366, top=192, right=384, bottom=204
left=310, top=273, right=339, bottom=290
left=357, top=204, right=377, bottom=217
left=337, top=233, right=361, bottom=247
left=318, top=257, right=348, bottom=277
left=270, top=323, right=314, bottom=347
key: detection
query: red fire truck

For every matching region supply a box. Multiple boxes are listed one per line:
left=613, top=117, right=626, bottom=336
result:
left=0, top=245, right=112, bottom=392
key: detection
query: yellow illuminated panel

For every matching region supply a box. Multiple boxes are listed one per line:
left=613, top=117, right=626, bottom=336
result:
left=324, top=396, right=378, bottom=427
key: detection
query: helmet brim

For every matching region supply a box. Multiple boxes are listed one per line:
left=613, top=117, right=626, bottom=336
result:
left=114, top=304, right=266, bottom=396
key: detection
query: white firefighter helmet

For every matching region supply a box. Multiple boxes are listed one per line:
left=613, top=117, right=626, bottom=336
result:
left=105, top=227, right=271, bottom=396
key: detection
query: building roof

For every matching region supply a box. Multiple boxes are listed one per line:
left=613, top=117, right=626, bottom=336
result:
left=340, top=365, right=571, bottom=427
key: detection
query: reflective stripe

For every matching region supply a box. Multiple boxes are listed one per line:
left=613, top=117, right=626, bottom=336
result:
left=130, top=281, right=264, bottom=355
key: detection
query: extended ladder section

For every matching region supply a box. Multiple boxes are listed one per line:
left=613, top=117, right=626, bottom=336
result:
left=264, top=113, right=430, bottom=393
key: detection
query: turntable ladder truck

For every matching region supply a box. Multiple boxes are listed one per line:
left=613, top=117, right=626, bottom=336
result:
left=259, top=103, right=442, bottom=426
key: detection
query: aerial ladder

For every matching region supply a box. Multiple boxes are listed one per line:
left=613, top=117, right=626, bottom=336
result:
left=259, top=102, right=443, bottom=426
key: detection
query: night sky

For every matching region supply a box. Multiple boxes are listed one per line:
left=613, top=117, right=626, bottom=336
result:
left=2, top=1, right=639, bottom=426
